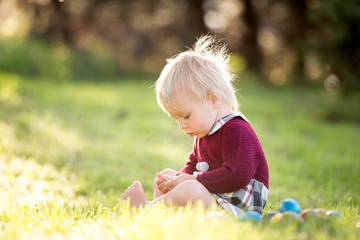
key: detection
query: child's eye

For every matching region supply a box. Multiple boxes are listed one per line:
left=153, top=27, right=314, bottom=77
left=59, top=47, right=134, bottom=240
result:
left=184, top=114, right=190, bottom=120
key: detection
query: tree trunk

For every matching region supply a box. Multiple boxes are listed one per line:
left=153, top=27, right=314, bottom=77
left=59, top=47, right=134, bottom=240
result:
left=287, top=0, right=308, bottom=84
left=44, top=0, right=72, bottom=43
left=241, top=0, right=264, bottom=80
left=184, top=0, right=207, bottom=46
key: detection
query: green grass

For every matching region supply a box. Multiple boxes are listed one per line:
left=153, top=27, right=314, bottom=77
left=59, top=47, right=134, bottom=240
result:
left=0, top=75, right=359, bottom=239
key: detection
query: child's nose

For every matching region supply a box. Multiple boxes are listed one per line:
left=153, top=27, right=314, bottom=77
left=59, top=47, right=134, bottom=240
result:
left=178, top=120, right=187, bottom=129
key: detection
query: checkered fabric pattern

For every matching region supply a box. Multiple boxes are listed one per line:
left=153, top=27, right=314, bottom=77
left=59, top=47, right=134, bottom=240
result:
left=212, top=179, right=269, bottom=217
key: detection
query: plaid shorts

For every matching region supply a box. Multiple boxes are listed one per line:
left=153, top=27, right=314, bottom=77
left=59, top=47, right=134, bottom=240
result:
left=212, top=179, right=269, bottom=217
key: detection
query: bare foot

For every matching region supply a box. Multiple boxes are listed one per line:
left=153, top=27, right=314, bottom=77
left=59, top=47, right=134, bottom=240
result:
left=122, top=180, right=148, bottom=208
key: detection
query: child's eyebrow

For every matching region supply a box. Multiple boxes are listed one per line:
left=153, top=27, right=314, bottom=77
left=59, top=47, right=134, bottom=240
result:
left=169, top=110, right=188, bottom=119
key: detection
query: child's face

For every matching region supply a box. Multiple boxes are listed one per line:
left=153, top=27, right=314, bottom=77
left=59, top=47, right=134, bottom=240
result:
left=169, top=90, right=219, bottom=138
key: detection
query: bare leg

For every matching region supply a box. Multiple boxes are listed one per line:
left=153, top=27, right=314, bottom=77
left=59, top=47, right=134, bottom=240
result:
left=123, top=172, right=214, bottom=209
left=151, top=180, right=214, bottom=208
left=121, top=180, right=148, bottom=207
left=153, top=168, right=178, bottom=199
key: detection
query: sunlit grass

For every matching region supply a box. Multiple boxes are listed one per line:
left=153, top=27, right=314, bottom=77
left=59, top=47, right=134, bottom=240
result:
left=0, top=155, right=74, bottom=209
left=0, top=76, right=359, bottom=239
left=1, top=198, right=359, bottom=239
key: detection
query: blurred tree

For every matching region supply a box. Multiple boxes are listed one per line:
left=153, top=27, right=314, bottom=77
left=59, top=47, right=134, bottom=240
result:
left=46, top=0, right=71, bottom=43
left=308, top=0, right=360, bottom=95
left=25, top=0, right=71, bottom=43
left=184, top=0, right=207, bottom=46
left=241, top=0, right=263, bottom=78
left=287, top=0, right=308, bottom=85
left=3, top=0, right=359, bottom=93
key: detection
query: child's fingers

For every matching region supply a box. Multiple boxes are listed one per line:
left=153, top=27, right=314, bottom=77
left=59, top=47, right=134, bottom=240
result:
left=156, top=176, right=169, bottom=193
left=156, top=176, right=165, bottom=185
left=165, top=183, right=174, bottom=190
left=156, top=173, right=169, bottom=182
left=158, top=182, right=170, bottom=194
left=158, top=185, right=166, bottom=193
left=156, top=179, right=165, bottom=189
left=157, top=173, right=172, bottom=185
left=156, top=173, right=175, bottom=192
left=165, top=177, right=177, bottom=190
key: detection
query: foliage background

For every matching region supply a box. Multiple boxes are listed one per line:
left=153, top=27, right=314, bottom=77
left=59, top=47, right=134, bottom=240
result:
left=1, top=0, right=360, bottom=93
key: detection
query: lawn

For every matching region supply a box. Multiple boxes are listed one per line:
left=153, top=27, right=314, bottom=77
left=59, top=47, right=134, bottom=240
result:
left=0, top=75, right=359, bottom=239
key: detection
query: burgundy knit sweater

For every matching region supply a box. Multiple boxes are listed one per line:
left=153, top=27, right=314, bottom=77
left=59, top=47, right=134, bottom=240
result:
left=178, top=117, right=269, bottom=193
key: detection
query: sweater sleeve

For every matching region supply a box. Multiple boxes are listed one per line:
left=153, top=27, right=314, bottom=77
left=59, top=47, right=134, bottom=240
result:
left=178, top=138, right=198, bottom=175
left=196, top=121, right=262, bottom=193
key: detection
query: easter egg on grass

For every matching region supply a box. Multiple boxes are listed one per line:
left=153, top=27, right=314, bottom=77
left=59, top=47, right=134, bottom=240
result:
left=281, top=212, right=303, bottom=223
left=326, top=210, right=342, bottom=218
left=261, top=211, right=280, bottom=223
left=301, top=209, right=321, bottom=221
left=279, top=198, right=301, bottom=214
left=242, top=211, right=261, bottom=222
left=270, top=213, right=283, bottom=222
left=270, top=212, right=302, bottom=224
left=314, top=208, right=327, bottom=216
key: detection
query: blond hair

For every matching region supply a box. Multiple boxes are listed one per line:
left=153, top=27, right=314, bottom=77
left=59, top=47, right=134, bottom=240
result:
left=155, top=35, right=238, bottom=115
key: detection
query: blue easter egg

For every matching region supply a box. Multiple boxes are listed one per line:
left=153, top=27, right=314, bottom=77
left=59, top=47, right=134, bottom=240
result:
left=279, top=198, right=301, bottom=214
left=242, top=211, right=261, bottom=222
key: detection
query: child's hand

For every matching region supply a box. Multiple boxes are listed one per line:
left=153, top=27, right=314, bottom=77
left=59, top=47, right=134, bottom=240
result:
left=156, top=173, right=174, bottom=194
left=164, top=174, right=196, bottom=191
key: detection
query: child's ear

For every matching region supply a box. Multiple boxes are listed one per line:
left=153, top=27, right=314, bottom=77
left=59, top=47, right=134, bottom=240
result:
left=207, top=91, right=221, bottom=108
